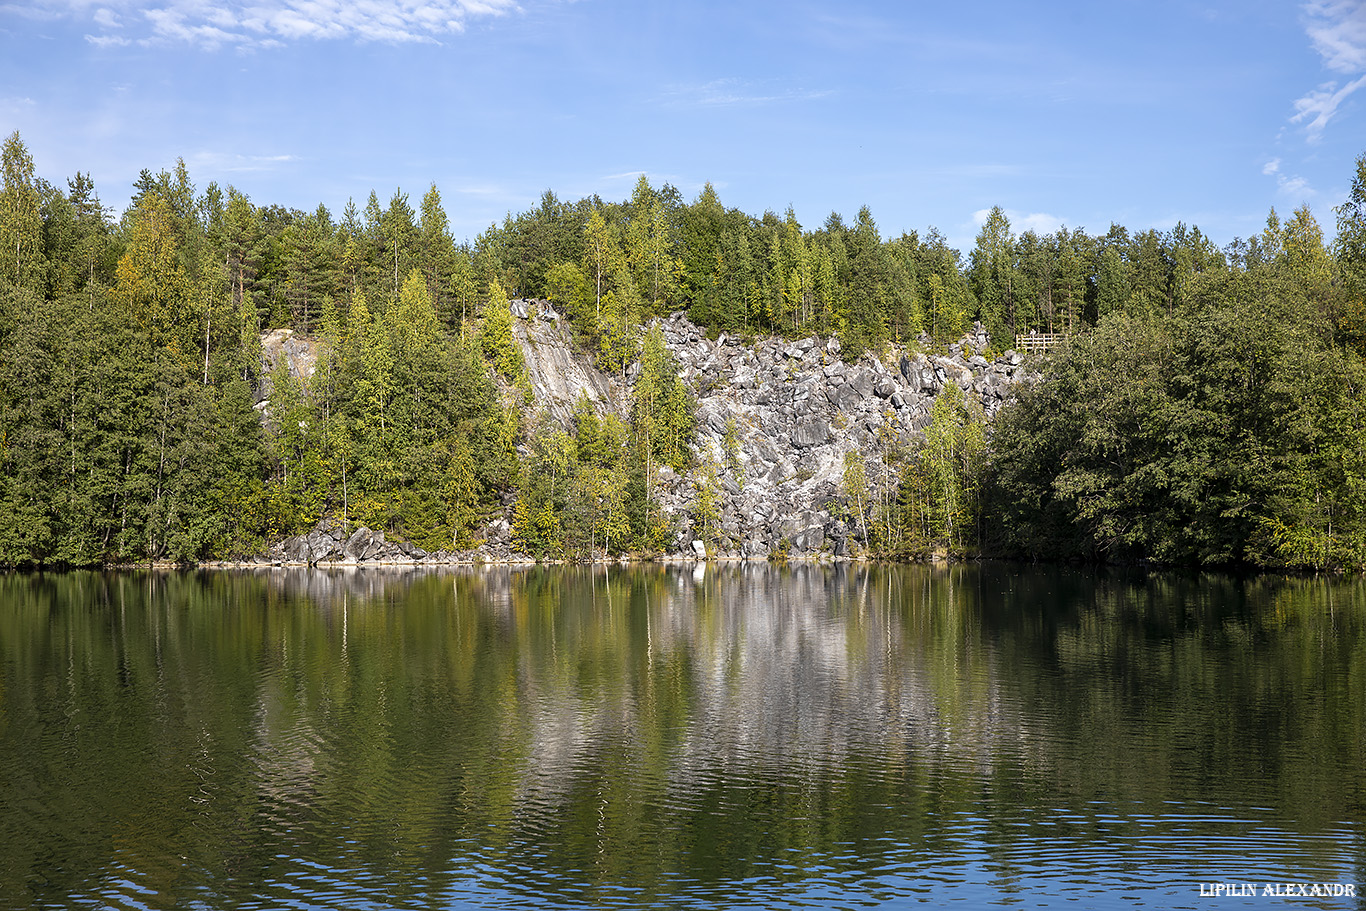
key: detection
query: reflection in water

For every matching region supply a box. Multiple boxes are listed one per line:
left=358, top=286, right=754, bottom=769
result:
left=0, top=565, right=1363, bottom=909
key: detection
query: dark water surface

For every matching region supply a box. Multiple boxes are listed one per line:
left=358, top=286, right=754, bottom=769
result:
left=1, top=564, right=1363, bottom=909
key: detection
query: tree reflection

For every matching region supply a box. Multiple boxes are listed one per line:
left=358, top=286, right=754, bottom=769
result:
left=0, top=566, right=1361, bottom=908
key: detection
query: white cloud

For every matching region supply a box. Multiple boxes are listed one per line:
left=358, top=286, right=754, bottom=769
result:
left=1262, top=157, right=1315, bottom=197
left=1291, top=73, right=1366, bottom=141
left=970, top=207, right=1066, bottom=236
left=23, top=0, right=519, bottom=48
left=84, top=32, right=130, bottom=45
left=1292, top=1, right=1366, bottom=140
left=663, top=78, right=832, bottom=108
left=1303, top=0, right=1366, bottom=72
left=0, top=95, right=38, bottom=113
left=191, top=150, right=299, bottom=172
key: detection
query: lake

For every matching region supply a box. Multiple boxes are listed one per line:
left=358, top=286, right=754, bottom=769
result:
left=0, top=564, right=1362, bottom=909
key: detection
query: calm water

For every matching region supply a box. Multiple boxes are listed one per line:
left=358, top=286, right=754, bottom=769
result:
left=1, top=564, right=1363, bottom=910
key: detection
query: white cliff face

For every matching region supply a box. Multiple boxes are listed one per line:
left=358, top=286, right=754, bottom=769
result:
left=510, top=298, right=628, bottom=425
left=255, top=328, right=322, bottom=415
left=511, top=302, right=1031, bottom=560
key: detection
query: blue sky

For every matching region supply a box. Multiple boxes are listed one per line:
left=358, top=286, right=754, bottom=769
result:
left=1, top=0, right=1364, bottom=255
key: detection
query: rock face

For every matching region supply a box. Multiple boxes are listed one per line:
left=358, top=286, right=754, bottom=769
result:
left=259, top=517, right=515, bottom=566
left=504, top=306, right=1030, bottom=561
left=510, top=299, right=627, bottom=425
left=253, top=304, right=1031, bottom=564
left=256, top=329, right=320, bottom=406
left=636, top=313, right=1029, bottom=560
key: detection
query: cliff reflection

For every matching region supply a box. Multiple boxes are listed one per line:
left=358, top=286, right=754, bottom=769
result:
left=1, top=566, right=1362, bottom=909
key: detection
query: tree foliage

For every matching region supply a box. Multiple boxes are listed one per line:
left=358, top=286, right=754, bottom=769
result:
left=2, top=130, right=1365, bottom=570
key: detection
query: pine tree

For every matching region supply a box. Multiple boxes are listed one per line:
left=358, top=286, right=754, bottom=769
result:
left=418, top=184, right=457, bottom=321
left=969, top=206, right=1015, bottom=346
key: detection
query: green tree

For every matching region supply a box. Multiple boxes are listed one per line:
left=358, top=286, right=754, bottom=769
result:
left=842, top=450, right=870, bottom=549
left=692, top=457, right=721, bottom=554
left=969, top=206, right=1015, bottom=346
left=1, top=132, right=45, bottom=290
left=625, top=175, right=678, bottom=313
left=633, top=324, right=694, bottom=473
left=480, top=278, right=522, bottom=378
left=418, top=184, right=458, bottom=319
left=1335, top=153, right=1366, bottom=352
left=920, top=385, right=986, bottom=554
left=583, top=207, right=625, bottom=325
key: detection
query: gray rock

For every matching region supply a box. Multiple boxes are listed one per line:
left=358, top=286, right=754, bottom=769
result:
left=252, top=312, right=1034, bottom=563
left=827, top=382, right=862, bottom=413
left=343, top=526, right=378, bottom=560
left=792, top=418, right=830, bottom=448
left=847, top=368, right=875, bottom=398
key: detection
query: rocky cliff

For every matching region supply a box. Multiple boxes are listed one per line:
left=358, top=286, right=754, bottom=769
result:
left=253, top=302, right=1030, bottom=565
left=648, top=311, right=1025, bottom=559
left=509, top=301, right=1028, bottom=561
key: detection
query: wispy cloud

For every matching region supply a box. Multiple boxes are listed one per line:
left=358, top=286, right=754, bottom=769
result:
left=971, top=207, right=1066, bottom=236
left=662, top=78, right=832, bottom=108
left=19, top=0, right=520, bottom=49
left=931, top=163, right=1026, bottom=179
left=1262, top=157, right=1314, bottom=197
left=1291, top=73, right=1366, bottom=140
left=1292, top=0, right=1366, bottom=140
left=1304, top=0, right=1366, bottom=72
left=191, top=150, right=299, bottom=172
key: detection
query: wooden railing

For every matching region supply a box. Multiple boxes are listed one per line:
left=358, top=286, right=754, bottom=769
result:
left=1014, top=333, right=1070, bottom=355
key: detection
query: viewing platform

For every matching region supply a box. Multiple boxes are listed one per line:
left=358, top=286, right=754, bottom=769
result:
left=1013, top=333, right=1070, bottom=355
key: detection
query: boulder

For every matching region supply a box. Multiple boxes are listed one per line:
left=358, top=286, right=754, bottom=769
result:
left=826, top=382, right=861, bottom=412
left=792, top=417, right=831, bottom=448
left=847, top=368, right=875, bottom=398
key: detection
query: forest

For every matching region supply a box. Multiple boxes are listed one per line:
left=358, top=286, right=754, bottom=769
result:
left=1, top=129, right=1363, bottom=570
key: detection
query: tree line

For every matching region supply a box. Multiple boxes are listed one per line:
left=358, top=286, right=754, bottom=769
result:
left=1, top=129, right=1363, bottom=569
